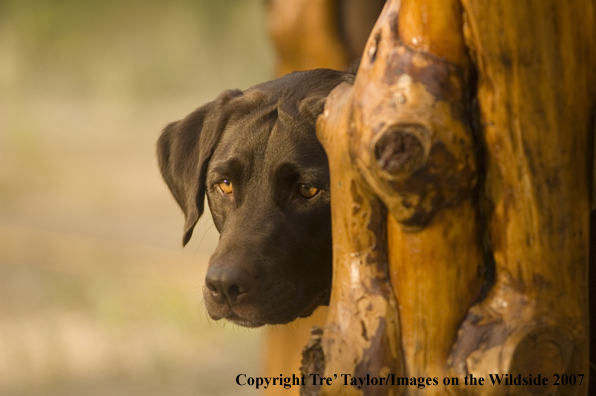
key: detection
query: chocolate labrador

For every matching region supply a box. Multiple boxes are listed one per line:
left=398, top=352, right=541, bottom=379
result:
left=157, top=69, right=353, bottom=327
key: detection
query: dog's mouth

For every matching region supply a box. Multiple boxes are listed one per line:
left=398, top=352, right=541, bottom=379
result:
left=203, top=285, right=331, bottom=327
left=222, top=312, right=266, bottom=328
left=207, top=304, right=267, bottom=328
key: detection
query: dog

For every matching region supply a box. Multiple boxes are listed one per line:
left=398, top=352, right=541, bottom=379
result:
left=157, top=69, right=353, bottom=327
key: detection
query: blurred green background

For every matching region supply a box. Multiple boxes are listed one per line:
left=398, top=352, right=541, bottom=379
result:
left=0, top=0, right=277, bottom=394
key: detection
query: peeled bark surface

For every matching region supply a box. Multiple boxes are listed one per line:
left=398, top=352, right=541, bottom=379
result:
left=317, top=80, right=405, bottom=396
left=309, top=0, right=595, bottom=395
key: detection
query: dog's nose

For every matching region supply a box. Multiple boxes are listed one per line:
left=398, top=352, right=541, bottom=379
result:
left=205, top=265, right=253, bottom=305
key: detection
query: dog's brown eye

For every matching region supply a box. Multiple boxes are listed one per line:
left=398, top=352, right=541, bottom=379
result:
left=297, top=184, right=318, bottom=198
left=218, top=179, right=233, bottom=194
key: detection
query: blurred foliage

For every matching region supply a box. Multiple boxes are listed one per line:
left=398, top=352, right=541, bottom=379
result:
left=0, top=1, right=273, bottom=395
left=0, top=0, right=274, bottom=101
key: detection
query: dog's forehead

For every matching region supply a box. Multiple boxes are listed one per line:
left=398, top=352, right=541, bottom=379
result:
left=213, top=104, right=277, bottom=162
left=214, top=97, right=324, bottom=168
left=265, top=117, right=326, bottom=166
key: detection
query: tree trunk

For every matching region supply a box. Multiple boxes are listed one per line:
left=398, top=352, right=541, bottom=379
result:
left=267, top=0, right=347, bottom=76
left=310, top=0, right=596, bottom=395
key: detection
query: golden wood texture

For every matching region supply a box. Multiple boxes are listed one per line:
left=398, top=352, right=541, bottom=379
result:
left=311, top=0, right=484, bottom=394
left=349, top=0, right=483, bottom=394
left=266, top=0, right=594, bottom=394
left=310, top=0, right=595, bottom=395
left=267, top=0, right=347, bottom=75
left=317, top=81, right=404, bottom=396
left=447, top=1, right=596, bottom=395
left=398, top=0, right=468, bottom=66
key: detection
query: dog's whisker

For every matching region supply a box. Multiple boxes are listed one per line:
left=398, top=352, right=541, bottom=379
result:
left=292, top=320, right=306, bottom=334
left=197, top=301, right=212, bottom=323
left=286, top=322, right=300, bottom=339
left=266, top=324, right=281, bottom=336
left=191, top=280, right=203, bottom=293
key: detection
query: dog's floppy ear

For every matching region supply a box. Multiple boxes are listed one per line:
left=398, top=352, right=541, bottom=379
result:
left=157, top=89, right=242, bottom=246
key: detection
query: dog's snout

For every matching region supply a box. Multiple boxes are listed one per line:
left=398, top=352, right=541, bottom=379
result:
left=205, top=264, right=253, bottom=305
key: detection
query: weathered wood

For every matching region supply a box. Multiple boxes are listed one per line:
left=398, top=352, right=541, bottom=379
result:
left=316, top=0, right=484, bottom=394
left=311, top=0, right=595, bottom=395
left=267, top=0, right=347, bottom=75
left=448, top=1, right=596, bottom=395
left=317, top=79, right=405, bottom=396
left=267, top=0, right=386, bottom=75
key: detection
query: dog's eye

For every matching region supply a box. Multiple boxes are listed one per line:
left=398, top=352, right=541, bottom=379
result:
left=218, top=179, right=233, bottom=195
left=297, top=184, right=318, bottom=199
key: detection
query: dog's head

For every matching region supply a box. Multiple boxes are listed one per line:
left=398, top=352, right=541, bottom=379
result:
left=157, top=69, right=353, bottom=327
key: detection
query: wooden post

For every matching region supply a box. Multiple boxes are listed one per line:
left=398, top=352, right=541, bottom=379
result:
left=448, top=1, right=595, bottom=395
left=267, top=0, right=347, bottom=76
left=310, top=0, right=595, bottom=395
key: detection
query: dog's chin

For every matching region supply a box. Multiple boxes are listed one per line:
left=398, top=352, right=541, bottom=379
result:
left=204, top=299, right=278, bottom=327
left=224, top=313, right=266, bottom=328
left=207, top=304, right=299, bottom=327
left=204, top=289, right=331, bottom=327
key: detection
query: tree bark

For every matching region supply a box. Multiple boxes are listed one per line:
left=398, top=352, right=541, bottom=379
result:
left=449, top=2, right=595, bottom=395
left=310, top=0, right=596, bottom=395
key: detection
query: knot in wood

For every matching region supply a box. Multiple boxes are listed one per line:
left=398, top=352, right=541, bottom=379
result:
left=373, top=123, right=428, bottom=179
